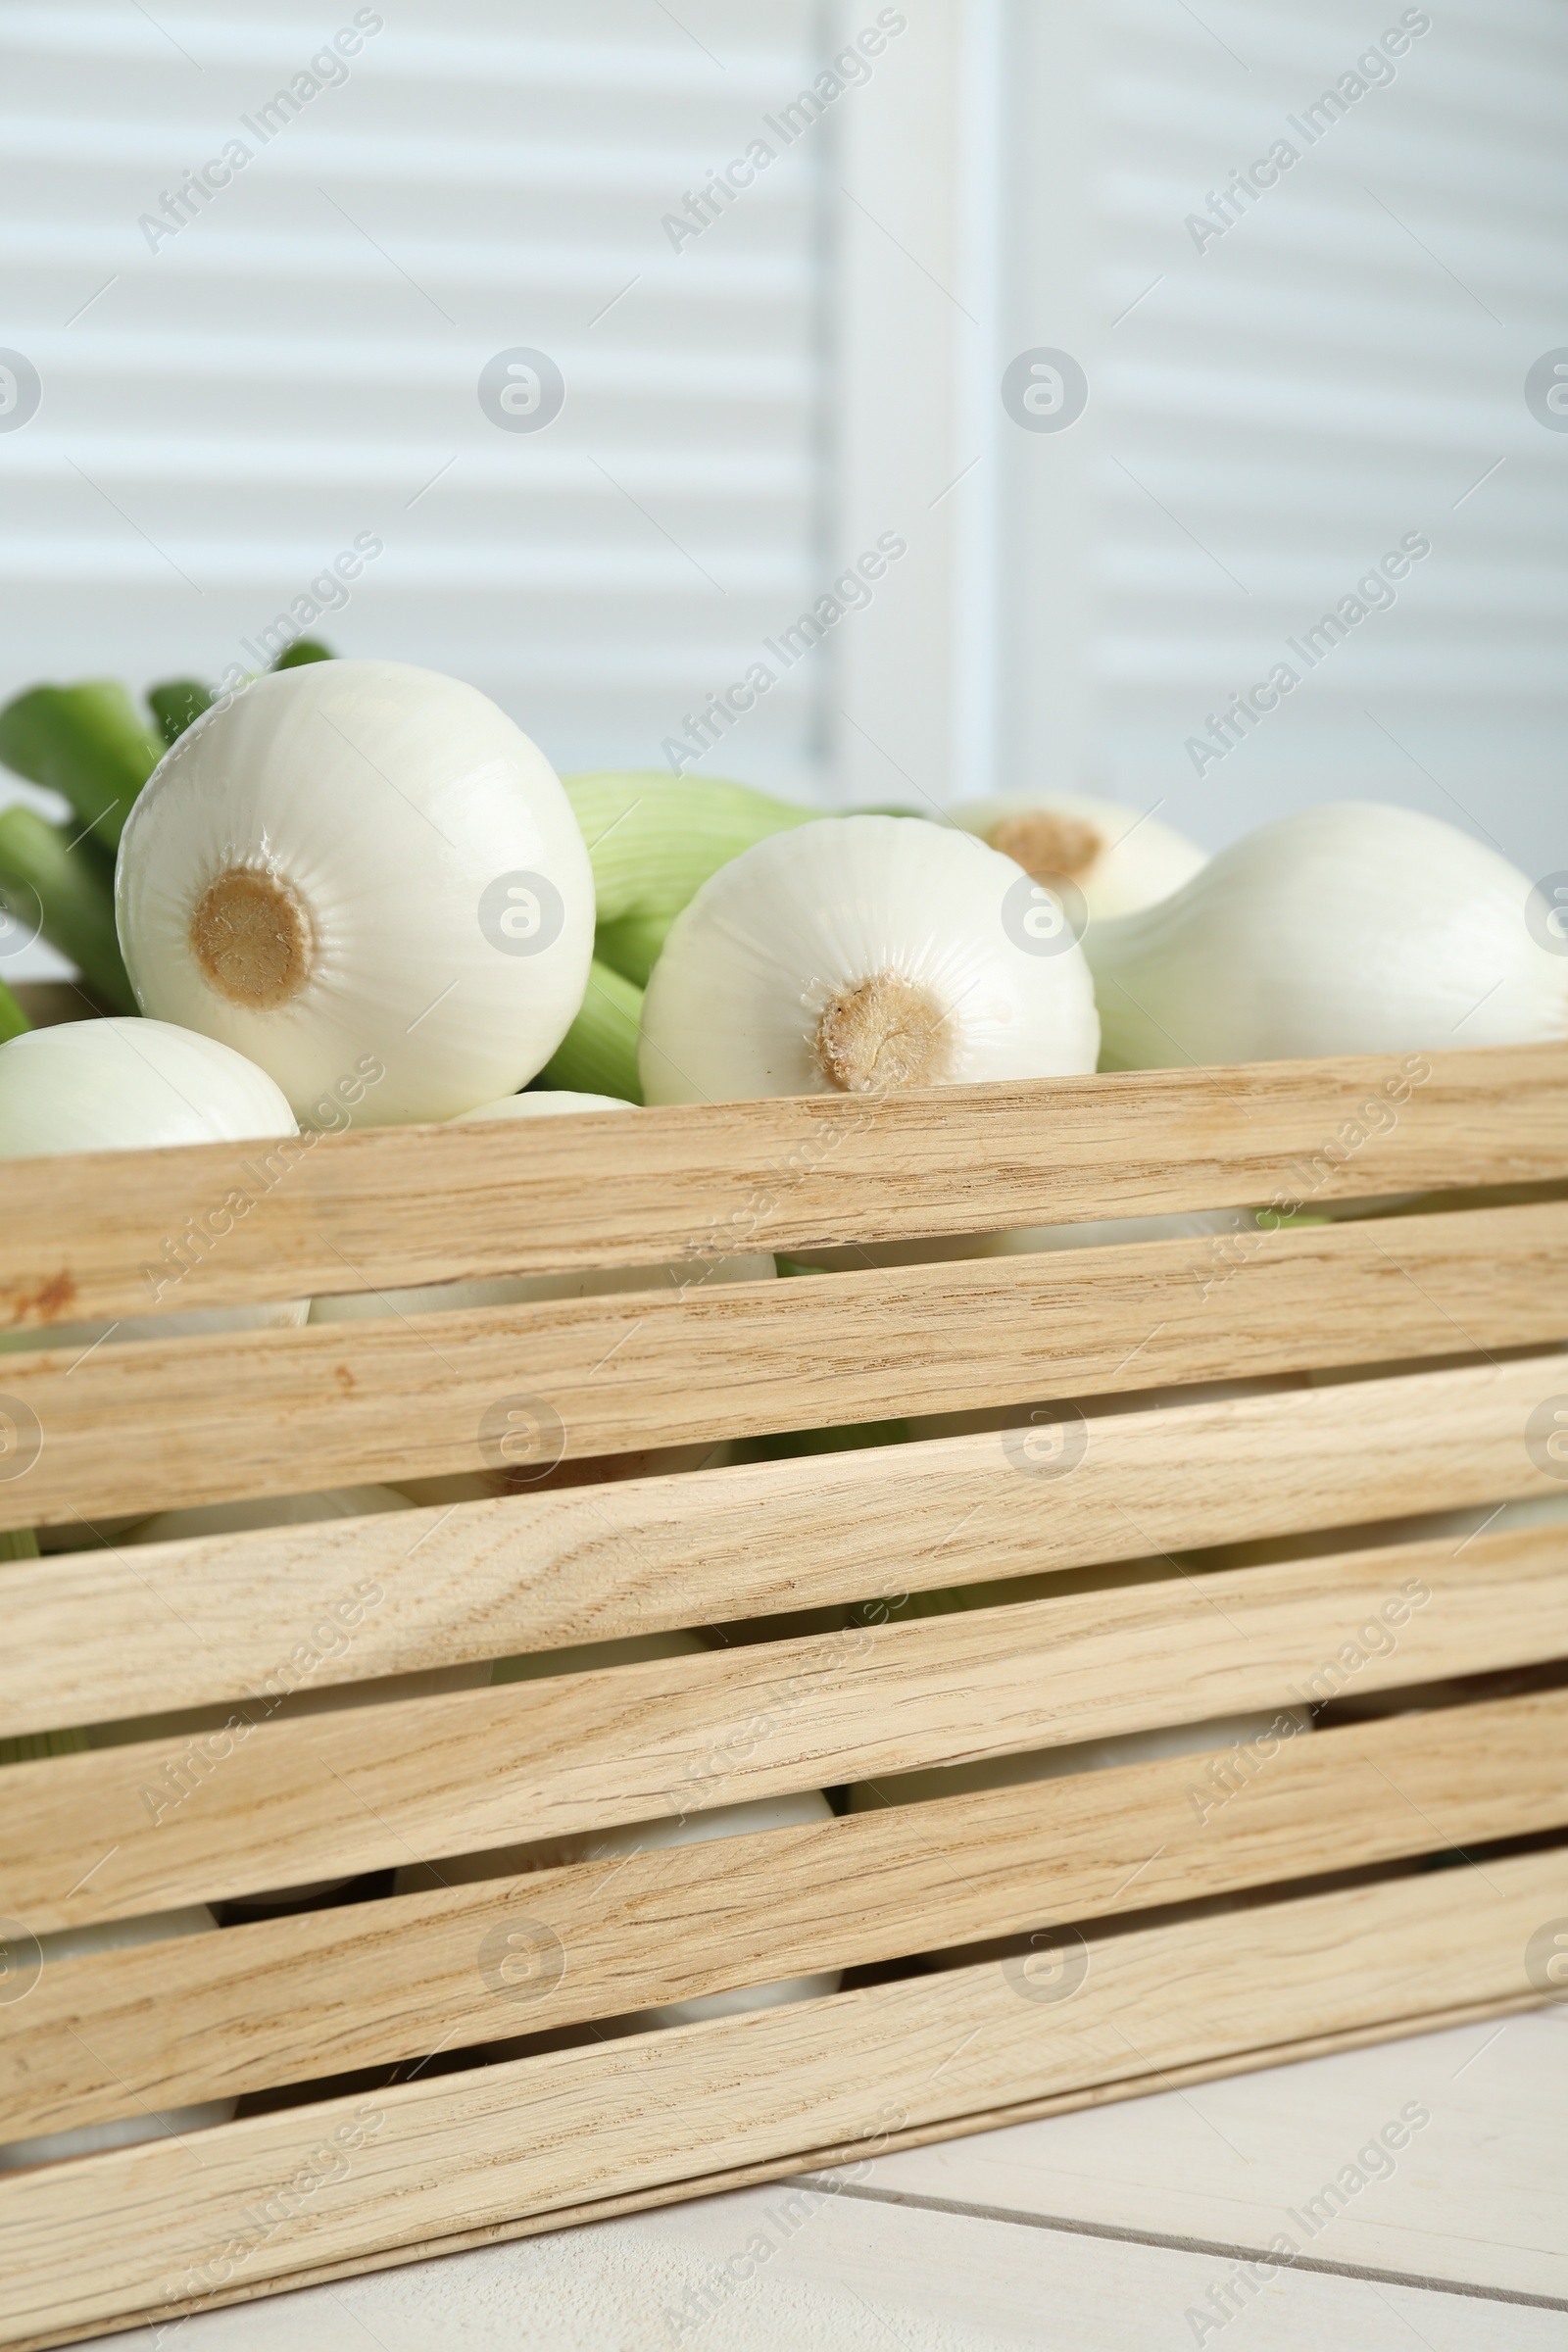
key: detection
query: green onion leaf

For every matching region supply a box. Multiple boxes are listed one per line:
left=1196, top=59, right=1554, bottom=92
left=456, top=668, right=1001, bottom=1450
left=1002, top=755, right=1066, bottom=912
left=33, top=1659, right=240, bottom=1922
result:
left=0, top=977, right=29, bottom=1043
left=0, top=806, right=137, bottom=1012
left=538, top=957, right=643, bottom=1102
left=146, top=678, right=215, bottom=746
left=0, top=682, right=166, bottom=854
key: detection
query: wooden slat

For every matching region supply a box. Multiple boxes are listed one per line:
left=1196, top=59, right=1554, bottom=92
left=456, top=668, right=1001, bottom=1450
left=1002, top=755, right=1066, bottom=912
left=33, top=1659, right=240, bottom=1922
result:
left=2, top=1045, right=1564, bottom=1334
left=0, top=1848, right=1559, bottom=2349
left=6, top=1691, right=1564, bottom=2142
left=3, top=1526, right=1562, bottom=1931
left=6, top=1355, right=1564, bottom=1735
left=26, top=1992, right=1544, bottom=2352
left=6, top=1199, right=1568, bottom=1532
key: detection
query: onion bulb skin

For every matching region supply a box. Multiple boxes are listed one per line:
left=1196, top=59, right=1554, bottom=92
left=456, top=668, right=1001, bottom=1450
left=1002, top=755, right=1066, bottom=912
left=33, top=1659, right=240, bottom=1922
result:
left=0, top=1016, right=305, bottom=1351
left=116, top=661, right=595, bottom=1124
left=1086, top=802, right=1566, bottom=1068
left=950, top=790, right=1207, bottom=919
left=640, top=815, right=1100, bottom=1104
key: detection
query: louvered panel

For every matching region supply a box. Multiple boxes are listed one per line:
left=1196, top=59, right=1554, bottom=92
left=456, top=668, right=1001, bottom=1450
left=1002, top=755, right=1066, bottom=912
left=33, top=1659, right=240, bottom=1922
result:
left=995, top=0, right=1568, bottom=883
left=0, top=1, right=832, bottom=804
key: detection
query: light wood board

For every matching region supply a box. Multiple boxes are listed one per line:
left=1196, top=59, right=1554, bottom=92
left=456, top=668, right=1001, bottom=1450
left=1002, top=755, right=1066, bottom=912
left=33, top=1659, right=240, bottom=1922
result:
left=5, top=1691, right=1564, bottom=2140
left=4, top=1356, right=1563, bottom=1735
left=6, top=1199, right=1568, bottom=1531
left=0, top=1848, right=1560, bottom=2348
left=62, top=2042, right=1568, bottom=2352
left=3, top=1045, right=1564, bottom=1333
left=3, top=1525, right=1562, bottom=1929
left=44, top=1991, right=1553, bottom=2352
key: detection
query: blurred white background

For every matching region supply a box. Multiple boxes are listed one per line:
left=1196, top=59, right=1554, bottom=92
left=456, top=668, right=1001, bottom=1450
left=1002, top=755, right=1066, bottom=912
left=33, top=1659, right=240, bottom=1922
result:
left=1, top=0, right=1564, bottom=985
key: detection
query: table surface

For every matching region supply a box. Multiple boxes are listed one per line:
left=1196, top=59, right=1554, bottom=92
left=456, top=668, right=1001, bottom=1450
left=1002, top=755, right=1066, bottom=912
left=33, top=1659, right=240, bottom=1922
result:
left=74, top=2003, right=1567, bottom=2350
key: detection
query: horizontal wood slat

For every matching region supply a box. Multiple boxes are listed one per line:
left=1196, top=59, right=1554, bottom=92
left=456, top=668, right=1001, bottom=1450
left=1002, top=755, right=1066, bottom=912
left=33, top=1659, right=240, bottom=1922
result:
left=1, top=1045, right=1564, bottom=1334
left=1, top=1848, right=1559, bottom=2348
left=29, top=1991, right=1540, bottom=2352
left=4, top=1527, right=1563, bottom=1931
left=6, top=1691, right=1564, bottom=2143
left=5, top=1200, right=1568, bottom=1532
left=5, top=1355, right=1564, bottom=1736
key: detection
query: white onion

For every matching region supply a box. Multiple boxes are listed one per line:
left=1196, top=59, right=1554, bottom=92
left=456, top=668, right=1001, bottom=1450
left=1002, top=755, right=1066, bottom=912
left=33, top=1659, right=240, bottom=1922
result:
left=639, top=814, right=1100, bottom=1104
left=0, top=1907, right=233, bottom=2169
left=116, top=661, right=595, bottom=1124
left=0, top=1017, right=305, bottom=1352
left=950, top=790, right=1207, bottom=918
left=1086, top=802, right=1565, bottom=1067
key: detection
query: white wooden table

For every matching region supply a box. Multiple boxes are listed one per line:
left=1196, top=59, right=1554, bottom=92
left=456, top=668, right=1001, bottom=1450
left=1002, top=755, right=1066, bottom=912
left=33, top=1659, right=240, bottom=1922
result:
left=78, top=2005, right=1567, bottom=2349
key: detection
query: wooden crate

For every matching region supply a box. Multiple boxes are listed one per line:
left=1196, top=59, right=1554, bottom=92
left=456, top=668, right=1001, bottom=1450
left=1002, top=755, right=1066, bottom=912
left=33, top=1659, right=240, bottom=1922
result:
left=1, top=1043, right=1565, bottom=2348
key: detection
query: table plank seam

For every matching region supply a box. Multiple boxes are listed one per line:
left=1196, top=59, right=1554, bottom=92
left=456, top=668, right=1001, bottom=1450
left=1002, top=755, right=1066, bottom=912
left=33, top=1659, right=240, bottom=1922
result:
left=807, top=2183, right=1568, bottom=2312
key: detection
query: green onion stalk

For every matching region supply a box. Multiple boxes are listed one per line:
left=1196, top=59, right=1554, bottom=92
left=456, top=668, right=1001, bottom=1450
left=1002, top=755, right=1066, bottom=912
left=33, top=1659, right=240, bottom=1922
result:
left=0, top=805, right=136, bottom=1012
left=539, top=958, right=644, bottom=1102
left=565, top=771, right=815, bottom=989
left=0, top=975, right=28, bottom=1043
left=146, top=677, right=215, bottom=747
left=0, top=681, right=165, bottom=856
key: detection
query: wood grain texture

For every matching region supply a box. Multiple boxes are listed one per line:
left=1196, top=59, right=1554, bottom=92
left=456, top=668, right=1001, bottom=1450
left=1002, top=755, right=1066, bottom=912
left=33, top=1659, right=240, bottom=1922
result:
left=18, top=1993, right=1549, bottom=2352
left=6, top=1692, right=1564, bottom=2141
left=4, top=1525, right=1563, bottom=1931
left=1, top=1848, right=1560, bottom=2348
left=6, top=1354, right=1560, bottom=1740
left=6, top=1354, right=1563, bottom=1736
left=6, top=1199, right=1568, bottom=1532
left=1, top=1045, right=1564, bottom=1335
left=23, top=1995, right=1547, bottom=2352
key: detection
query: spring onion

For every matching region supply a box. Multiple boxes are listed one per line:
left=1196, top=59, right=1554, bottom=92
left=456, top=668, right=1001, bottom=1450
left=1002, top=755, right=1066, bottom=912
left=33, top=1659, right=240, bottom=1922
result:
left=0, top=978, right=26, bottom=1043
left=0, top=1017, right=306, bottom=1352
left=1086, top=802, right=1565, bottom=1067
left=116, top=660, right=596, bottom=1124
left=565, top=770, right=814, bottom=988
left=951, top=790, right=1207, bottom=918
left=146, top=678, right=215, bottom=747
left=0, top=681, right=165, bottom=855
left=640, top=814, right=1100, bottom=1103
left=540, top=958, right=643, bottom=1102
left=0, top=804, right=135, bottom=1012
